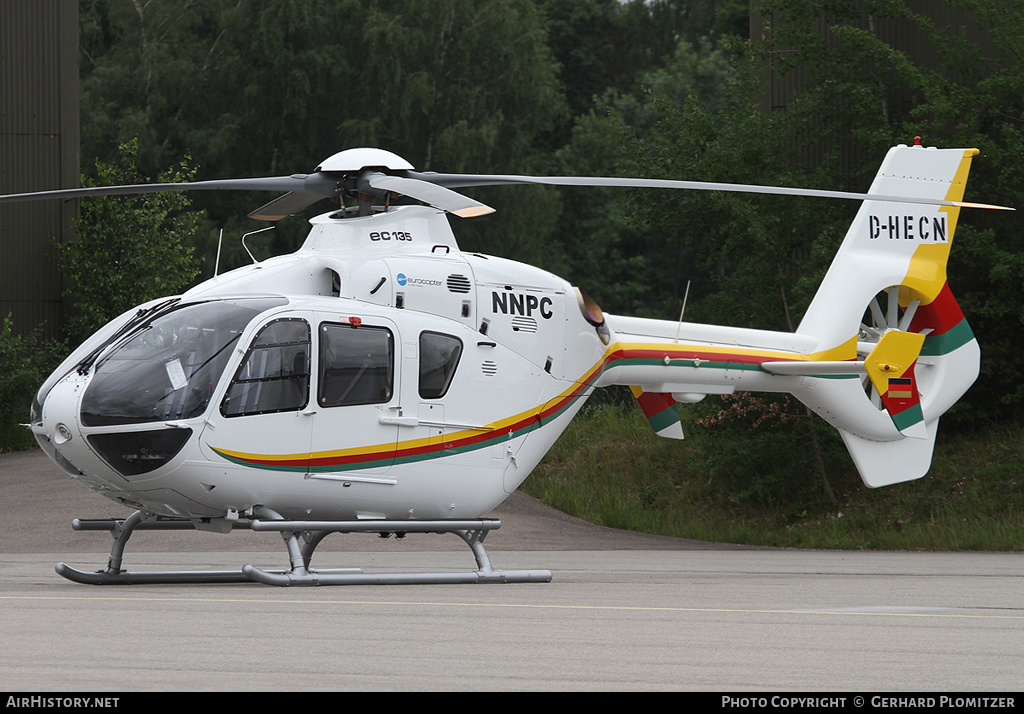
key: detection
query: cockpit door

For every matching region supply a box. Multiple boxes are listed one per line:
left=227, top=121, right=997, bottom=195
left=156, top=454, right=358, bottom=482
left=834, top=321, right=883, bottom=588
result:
left=200, top=315, right=314, bottom=474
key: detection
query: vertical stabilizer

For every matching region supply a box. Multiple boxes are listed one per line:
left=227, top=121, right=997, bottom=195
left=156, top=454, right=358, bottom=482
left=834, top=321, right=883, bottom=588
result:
left=794, top=145, right=981, bottom=486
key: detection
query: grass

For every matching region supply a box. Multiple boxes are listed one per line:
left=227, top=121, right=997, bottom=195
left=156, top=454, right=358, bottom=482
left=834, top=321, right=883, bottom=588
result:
left=522, top=399, right=1024, bottom=551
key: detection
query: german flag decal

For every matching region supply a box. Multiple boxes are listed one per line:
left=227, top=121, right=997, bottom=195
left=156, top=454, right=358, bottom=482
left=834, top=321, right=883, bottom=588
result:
left=887, top=377, right=913, bottom=399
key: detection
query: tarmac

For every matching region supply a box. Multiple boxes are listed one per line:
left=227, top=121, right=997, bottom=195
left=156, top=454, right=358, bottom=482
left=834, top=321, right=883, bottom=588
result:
left=1, top=449, right=1022, bottom=692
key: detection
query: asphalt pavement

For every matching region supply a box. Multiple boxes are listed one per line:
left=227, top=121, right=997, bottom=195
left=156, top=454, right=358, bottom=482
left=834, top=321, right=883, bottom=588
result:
left=1, top=449, right=1022, bottom=692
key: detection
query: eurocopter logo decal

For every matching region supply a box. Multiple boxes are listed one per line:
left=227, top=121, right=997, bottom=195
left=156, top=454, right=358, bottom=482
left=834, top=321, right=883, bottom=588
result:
left=868, top=214, right=948, bottom=242
left=396, top=272, right=441, bottom=287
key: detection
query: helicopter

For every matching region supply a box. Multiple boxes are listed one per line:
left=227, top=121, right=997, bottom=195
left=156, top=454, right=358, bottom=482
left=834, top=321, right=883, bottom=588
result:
left=0, top=143, right=1006, bottom=586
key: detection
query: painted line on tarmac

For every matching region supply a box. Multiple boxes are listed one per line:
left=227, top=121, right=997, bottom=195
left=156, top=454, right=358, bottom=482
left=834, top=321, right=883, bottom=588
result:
left=2, top=595, right=1023, bottom=620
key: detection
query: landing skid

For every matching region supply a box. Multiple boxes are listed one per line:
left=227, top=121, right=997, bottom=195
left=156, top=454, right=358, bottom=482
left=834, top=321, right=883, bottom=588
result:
left=55, top=509, right=552, bottom=586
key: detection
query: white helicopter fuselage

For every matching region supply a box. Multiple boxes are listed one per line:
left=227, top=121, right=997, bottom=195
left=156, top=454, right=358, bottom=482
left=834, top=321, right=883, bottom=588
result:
left=29, top=145, right=988, bottom=530
left=33, top=206, right=609, bottom=525
left=15, top=144, right=990, bottom=585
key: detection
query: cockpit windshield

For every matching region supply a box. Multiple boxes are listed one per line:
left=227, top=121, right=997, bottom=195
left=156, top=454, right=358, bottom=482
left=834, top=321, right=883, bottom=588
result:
left=81, top=298, right=286, bottom=426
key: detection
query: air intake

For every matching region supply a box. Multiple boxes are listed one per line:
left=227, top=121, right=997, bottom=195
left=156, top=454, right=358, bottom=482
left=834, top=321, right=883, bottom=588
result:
left=447, top=274, right=472, bottom=293
left=511, top=316, right=538, bottom=333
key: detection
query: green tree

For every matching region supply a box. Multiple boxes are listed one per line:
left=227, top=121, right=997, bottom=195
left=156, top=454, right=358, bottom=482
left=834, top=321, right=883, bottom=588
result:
left=550, top=38, right=749, bottom=318
left=78, top=0, right=573, bottom=269
left=0, top=314, right=64, bottom=451
left=535, top=0, right=751, bottom=160
left=79, top=0, right=241, bottom=175
left=335, top=0, right=569, bottom=265
left=59, top=139, right=202, bottom=344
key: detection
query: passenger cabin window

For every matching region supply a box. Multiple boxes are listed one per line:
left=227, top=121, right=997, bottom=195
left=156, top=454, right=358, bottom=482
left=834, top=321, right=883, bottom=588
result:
left=419, top=331, right=462, bottom=399
left=319, top=323, right=394, bottom=407
left=222, top=319, right=310, bottom=417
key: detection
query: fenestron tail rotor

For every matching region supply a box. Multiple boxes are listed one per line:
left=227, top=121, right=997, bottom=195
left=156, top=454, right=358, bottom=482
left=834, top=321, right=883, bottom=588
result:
left=859, top=287, right=922, bottom=403
left=851, top=287, right=930, bottom=438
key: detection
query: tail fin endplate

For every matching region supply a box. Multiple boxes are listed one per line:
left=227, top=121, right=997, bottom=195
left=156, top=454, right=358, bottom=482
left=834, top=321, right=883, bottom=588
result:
left=863, top=330, right=927, bottom=439
left=630, top=387, right=685, bottom=440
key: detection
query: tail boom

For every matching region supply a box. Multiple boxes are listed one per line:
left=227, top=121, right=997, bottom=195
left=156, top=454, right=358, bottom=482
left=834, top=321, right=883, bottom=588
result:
left=595, top=145, right=985, bottom=488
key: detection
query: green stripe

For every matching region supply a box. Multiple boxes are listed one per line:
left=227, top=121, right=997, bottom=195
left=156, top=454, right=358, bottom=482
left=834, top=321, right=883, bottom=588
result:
left=921, top=319, right=974, bottom=356
left=647, top=407, right=680, bottom=434
left=663, top=358, right=762, bottom=371
left=891, top=403, right=924, bottom=432
left=218, top=348, right=875, bottom=474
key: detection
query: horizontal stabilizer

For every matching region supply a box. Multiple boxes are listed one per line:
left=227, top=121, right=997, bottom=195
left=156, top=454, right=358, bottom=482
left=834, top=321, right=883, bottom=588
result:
left=760, top=360, right=865, bottom=376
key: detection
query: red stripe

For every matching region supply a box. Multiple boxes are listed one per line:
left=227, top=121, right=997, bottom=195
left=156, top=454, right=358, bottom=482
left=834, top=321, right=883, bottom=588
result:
left=226, top=344, right=804, bottom=470
left=909, top=282, right=964, bottom=336
left=636, top=390, right=676, bottom=418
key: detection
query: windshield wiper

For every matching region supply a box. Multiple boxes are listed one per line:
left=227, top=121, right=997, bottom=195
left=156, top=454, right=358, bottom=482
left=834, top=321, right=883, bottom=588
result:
left=76, top=298, right=181, bottom=375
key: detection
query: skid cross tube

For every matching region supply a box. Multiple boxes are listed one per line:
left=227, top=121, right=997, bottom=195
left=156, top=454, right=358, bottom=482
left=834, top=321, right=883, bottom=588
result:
left=54, top=510, right=552, bottom=586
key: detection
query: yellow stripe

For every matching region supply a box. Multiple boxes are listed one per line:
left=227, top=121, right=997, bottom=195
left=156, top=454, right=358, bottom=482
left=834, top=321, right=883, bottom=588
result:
left=809, top=335, right=858, bottom=361
left=611, top=336, right=857, bottom=363
left=221, top=337, right=854, bottom=463
left=900, top=148, right=977, bottom=306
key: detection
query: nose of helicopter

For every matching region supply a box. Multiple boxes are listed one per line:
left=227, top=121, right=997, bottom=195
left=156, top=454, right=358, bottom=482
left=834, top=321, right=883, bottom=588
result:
left=37, top=370, right=102, bottom=480
left=33, top=297, right=283, bottom=486
left=39, top=369, right=197, bottom=486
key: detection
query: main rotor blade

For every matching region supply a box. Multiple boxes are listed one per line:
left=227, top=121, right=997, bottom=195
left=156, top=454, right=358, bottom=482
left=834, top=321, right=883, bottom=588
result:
left=0, top=176, right=315, bottom=204
left=365, top=174, right=494, bottom=218
left=408, top=172, right=1014, bottom=211
left=248, top=191, right=328, bottom=221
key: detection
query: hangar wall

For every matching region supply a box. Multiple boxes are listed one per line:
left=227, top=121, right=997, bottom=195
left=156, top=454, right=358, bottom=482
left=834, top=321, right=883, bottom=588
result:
left=0, top=0, right=78, bottom=339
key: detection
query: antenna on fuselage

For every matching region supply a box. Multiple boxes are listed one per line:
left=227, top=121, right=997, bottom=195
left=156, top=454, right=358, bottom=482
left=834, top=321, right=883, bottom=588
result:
left=241, top=226, right=275, bottom=265
left=674, top=280, right=691, bottom=343
left=214, top=228, right=224, bottom=277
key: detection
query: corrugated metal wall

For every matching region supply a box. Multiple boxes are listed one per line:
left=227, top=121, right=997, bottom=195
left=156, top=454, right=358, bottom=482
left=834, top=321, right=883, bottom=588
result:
left=0, top=0, right=78, bottom=339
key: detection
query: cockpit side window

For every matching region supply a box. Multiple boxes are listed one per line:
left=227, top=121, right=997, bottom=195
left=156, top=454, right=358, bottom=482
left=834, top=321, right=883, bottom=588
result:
left=221, top=318, right=310, bottom=417
left=419, top=331, right=462, bottom=399
left=318, top=323, right=394, bottom=407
